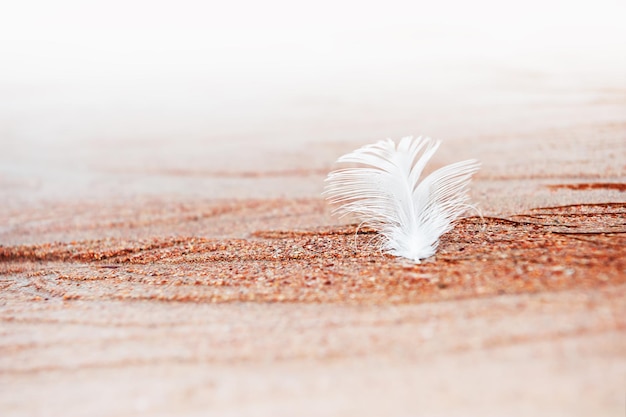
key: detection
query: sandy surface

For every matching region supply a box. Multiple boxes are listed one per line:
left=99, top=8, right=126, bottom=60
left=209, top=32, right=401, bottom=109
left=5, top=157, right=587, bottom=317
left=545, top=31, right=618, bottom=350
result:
left=1, top=69, right=626, bottom=416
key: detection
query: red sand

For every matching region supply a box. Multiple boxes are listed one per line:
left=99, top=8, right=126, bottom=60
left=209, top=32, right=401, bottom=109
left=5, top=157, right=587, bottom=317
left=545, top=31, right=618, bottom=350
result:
left=2, top=203, right=625, bottom=305
left=1, top=104, right=626, bottom=415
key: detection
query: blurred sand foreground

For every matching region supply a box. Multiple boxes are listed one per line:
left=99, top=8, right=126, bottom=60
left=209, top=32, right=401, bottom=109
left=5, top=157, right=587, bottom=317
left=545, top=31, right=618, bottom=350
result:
left=1, top=20, right=626, bottom=417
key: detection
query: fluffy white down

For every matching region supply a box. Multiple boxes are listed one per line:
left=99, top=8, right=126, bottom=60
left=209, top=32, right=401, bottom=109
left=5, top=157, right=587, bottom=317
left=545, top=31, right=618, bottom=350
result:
left=324, top=136, right=480, bottom=262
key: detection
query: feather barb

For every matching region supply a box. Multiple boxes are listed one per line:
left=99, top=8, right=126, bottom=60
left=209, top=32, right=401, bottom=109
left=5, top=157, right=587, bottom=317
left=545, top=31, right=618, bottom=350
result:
left=323, top=136, right=480, bottom=262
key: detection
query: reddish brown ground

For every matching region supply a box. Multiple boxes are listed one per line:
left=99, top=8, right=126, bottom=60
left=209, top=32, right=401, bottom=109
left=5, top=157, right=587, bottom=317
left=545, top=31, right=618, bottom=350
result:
left=1, top=101, right=626, bottom=415
left=1, top=203, right=624, bottom=305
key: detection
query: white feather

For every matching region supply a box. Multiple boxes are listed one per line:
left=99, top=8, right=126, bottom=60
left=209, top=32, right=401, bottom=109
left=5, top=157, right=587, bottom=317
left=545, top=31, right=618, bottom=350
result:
left=324, top=136, right=480, bottom=262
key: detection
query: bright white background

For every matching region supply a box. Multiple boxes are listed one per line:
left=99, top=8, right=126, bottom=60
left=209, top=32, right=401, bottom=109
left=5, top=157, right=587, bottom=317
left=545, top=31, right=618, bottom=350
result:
left=2, top=0, right=625, bottom=82
left=1, top=0, right=625, bottom=192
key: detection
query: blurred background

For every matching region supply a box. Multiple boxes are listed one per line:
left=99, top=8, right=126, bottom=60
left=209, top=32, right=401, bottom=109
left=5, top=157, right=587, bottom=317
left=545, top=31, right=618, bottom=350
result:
left=1, top=0, right=625, bottom=203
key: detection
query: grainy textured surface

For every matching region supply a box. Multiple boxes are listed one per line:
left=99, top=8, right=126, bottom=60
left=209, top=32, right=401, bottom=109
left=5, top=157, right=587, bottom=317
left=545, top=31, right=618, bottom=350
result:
left=1, top=83, right=626, bottom=416
left=1, top=203, right=625, bottom=305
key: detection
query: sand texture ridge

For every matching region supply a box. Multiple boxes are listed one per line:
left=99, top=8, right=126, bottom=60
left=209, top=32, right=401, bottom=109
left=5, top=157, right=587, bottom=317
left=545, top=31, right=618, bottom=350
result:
left=1, top=73, right=626, bottom=415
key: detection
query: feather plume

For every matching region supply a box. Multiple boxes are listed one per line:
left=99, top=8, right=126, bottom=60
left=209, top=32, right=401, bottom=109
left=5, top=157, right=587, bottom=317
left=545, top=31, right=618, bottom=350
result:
left=324, top=136, right=480, bottom=262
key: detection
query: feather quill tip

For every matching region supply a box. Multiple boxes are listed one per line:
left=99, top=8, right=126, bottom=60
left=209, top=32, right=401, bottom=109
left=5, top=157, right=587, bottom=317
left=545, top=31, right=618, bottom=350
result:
left=323, top=136, right=480, bottom=263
